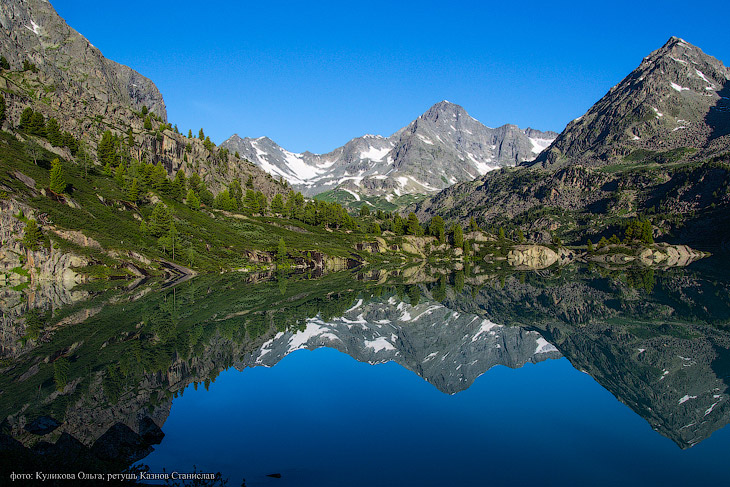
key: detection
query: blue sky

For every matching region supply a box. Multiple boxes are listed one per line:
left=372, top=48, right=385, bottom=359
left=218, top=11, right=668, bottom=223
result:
left=52, top=0, right=729, bottom=153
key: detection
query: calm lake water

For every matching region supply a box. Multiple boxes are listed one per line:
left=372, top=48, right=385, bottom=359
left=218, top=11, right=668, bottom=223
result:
left=2, top=257, right=730, bottom=486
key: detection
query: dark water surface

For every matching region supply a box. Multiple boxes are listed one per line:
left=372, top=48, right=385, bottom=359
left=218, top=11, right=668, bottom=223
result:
left=2, top=257, right=730, bottom=486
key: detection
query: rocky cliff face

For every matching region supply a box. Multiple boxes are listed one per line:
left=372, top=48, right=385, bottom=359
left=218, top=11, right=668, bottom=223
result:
left=222, top=101, right=556, bottom=197
left=534, top=37, right=730, bottom=168
left=0, top=0, right=166, bottom=119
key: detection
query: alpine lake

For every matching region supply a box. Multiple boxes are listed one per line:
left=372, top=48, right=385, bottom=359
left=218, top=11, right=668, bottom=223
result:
left=2, top=253, right=730, bottom=486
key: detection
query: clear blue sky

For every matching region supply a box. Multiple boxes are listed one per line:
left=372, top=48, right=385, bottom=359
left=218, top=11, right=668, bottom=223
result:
left=52, top=0, right=729, bottom=154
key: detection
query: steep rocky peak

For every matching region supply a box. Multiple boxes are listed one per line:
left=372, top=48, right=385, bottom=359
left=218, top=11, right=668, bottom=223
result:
left=532, top=36, right=730, bottom=168
left=0, top=0, right=166, bottom=119
left=419, top=100, right=471, bottom=124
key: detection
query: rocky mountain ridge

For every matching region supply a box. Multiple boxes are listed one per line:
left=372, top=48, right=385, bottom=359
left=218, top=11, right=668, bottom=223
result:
left=413, top=38, right=730, bottom=246
left=0, top=0, right=166, bottom=120
left=534, top=37, right=730, bottom=168
left=0, top=0, right=289, bottom=199
left=222, top=101, right=556, bottom=197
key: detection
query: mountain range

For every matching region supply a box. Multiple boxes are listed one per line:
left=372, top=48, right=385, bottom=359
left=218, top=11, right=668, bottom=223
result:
left=221, top=101, right=556, bottom=198
left=413, top=37, right=730, bottom=246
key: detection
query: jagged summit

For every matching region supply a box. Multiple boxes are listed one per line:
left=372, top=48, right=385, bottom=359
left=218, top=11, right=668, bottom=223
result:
left=533, top=36, right=730, bottom=168
left=222, top=101, right=556, bottom=198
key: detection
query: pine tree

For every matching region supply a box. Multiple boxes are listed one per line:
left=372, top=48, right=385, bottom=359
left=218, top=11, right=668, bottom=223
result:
left=271, top=193, right=284, bottom=214
left=19, top=107, right=33, bottom=129
left=45, top=118, right=63, bottom=146
left=98, top=130, right=118, bottom=167
left=29, top=111, right=45, bottom=136
left=186, top=189, right=200, bottom=210
left=244, top=189, right=257, bottom=212
left=277, top=237, right=287, bottom=264
left=148, top=202, right=171, bottom=237
left=256, top=191, right=267, bottom=215
left=188, top=173, right=202, bottom=193
left=49, top=158, right=66, bottom=194
left=517, top=229, right=526, bottom=244
left=114, top=163, right=126, bottom=187
left=587, top=239, right=594, bottom=253
left=406, top=213, right=421, bottom=236
left=229, top=179, right=243, bottom=207
left=430, top=216, right=445, bottom=243
left=143, top=116, right=152, bottom=130
left=172, top=170, right=187, bottom=199
left=0, top=95, right=5, bottom=123
left=451, top=224, right=463, bottom=248
left=126, top=178, right=139, bottom=203
left=198, top=128, right=205, bottom=140
left=469, top=216, right=478, bottom=232
left=188, top=129, right=193, bottom=138
left=0, top=56, right=9, bottom=70
left=22, top=219, right=43, bottom=250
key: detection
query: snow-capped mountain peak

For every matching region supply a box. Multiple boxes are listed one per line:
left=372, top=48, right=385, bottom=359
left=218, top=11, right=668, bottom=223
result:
left=221, top=102, right=557, bottom=197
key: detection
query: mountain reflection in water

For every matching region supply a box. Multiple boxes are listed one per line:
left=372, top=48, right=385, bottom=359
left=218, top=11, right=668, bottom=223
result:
left=1, top=259, right=729, bottom=484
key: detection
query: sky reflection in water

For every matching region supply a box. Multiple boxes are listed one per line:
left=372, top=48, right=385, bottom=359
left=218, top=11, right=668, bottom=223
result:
left=143, top=347, right=730, bottom=487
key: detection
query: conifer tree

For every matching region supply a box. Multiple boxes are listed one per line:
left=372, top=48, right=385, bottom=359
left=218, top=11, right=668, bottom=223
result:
left=172, top=170, right=187, bottom=199
left=98, top=130, right=118, bottom=167
left=451, top=224, right=463, bottom=248
left=0, top=95, right=5, bottom=123
left=29, top=111, right=45, bottom=136
left=406, top=213, right=421, bottom=236
left=430, top=216, right=445, bottom=243
left=114, top=163, right=126, bottom=187
left=45, top=118, right=62, bottom=146
left=256, top=191, right=267, bottom=215
left=126, top=178, right=139, bottom=203
left=271, top=193, right=284, bottom=214
left=186, top=189, right=200, bottom=210
left=148, top=202, right=171, bottom=237
left=277, top=238, right=287, bottom=264
left=22, top=219, right=43, bottom=250
left=49, top=158, right=66, bottom=194
left=19, top=107, right=33, bottom=129
left=469, top=216, right=478, bottom=232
